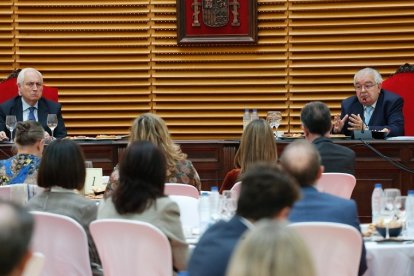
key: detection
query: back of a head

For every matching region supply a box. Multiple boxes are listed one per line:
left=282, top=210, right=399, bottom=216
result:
left=37, top=139, right=86, bottom=190
left=236, top=163, right=299, bottom=221
left=130, top=113, right=171, bottom=147
left=301, top=101, right=332, bottom=136
left=15, top=121, right=44, bottom=147
left=227, top=220, right=315, bottom=276
left=113, top=141, right=167, bottom=214
left=279, top=140, right=321, bottom=187
left=235, top=119, right=278, bottom=172
left=0, top=199, right=34, bottom=276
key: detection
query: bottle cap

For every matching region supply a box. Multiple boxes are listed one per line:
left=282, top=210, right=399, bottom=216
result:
left=408, top=190, right=414, bottom=195
left=201, top=192, right=209, bottom=197
left=374, top=183, right=382, bottom=188
left=211, top=186, right=218, bottom=192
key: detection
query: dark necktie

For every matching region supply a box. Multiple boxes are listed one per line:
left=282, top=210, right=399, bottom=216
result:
left=28, top=106, right=36, bottom=121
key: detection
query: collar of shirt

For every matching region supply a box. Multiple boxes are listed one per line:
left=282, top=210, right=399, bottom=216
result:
left=240, top=216, right=255, bottom=229
left=21, top=98, right=39, bottom=111
left=50, top=186, right=78, bottom=194
left=364, top=101, right=377, bottom=110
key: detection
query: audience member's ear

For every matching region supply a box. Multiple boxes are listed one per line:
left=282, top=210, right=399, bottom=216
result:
left=316, top=165, right=324, bottom=181
left=13, top=250, right=32, bottom=276
left=274, top=206, right=291, bottom=220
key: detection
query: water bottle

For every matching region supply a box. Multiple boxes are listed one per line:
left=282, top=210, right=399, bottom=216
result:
left=371, top=183, right=383, bottom=224
left=198, top=192, right=210, bottom=234
left=243, top=109, right=251, bottom=130
left=251, top=109, right=259, bottom=121
left=209, top=186, right=220, bottom=222
left=405, top=190, right=414, bottom=237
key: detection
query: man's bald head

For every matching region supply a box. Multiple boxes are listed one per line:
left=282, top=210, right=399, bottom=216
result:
left=279, top=140, right=322, bottom=187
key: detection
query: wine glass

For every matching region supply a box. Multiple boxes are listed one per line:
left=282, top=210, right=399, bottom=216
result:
left=266, top=111, right=282, bottom=137
left=380, top=196, right=396, bottom=239
left=47, top=114, right=58, bottom=138
left=395, top=195, right=407, bottom=234
left=220, top=190, right=237, bottom=221
left=5, top=115, right=17, bottom=142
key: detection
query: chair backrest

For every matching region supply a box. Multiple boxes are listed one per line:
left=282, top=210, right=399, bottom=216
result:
left=230, top=181, right=241, bottom=200
left=289, top=222, right=362, bottom=276
left=30, top=211, right=92, bottom=276
left=382, top=71, right=414, bottom=135
left=90, top=219, right=172, bottom=276
left=0, top=78, right=59, bottom=103
left=169, top=195, right=200, bottom=230
left=316, top=173, right=356, bottom=199
left=22, top=252, right=45, bottom=276
left=164, top=183, right=199, bottom=199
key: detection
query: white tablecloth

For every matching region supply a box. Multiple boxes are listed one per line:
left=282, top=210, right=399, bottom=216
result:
left=364, top=241, right=414, bottom=276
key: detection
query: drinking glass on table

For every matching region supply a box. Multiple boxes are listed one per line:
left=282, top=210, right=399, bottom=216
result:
left=220, top=190, right=237, bottom=221
left=5, top=115, right=17, bottom=142
left=266, top=111, right=282, bottom=137
left=395, top=195, right=407, bottom=233
left=47, top=114, right=58, bottom=138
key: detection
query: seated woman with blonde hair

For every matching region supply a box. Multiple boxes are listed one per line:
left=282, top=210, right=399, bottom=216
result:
left=220, top=119, right=277, bottom=192
left=0, top=121, right=44, bottom=185
left=105, top=113, right=201, bottom=197
left=227, top=220, right=315, bottom=276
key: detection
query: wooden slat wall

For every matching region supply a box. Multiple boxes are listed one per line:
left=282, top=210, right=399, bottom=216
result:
left=0, top=0, right=413, bottom=138
left=288, top=0, right=414, bottom=131
left=0, top=1, right=14, bottom=76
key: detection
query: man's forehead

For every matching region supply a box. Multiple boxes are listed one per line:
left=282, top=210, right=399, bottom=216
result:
left=355, top=73, right=374, bottom=83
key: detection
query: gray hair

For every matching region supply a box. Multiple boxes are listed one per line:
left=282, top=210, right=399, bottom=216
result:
left=354, top=67, right=383, bottom=84
left=16, top=68, right=43, bottom=86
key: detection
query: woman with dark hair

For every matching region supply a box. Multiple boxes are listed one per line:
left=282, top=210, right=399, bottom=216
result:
left=27, top=139, right=101, bottom=272
left=0, top=121, right=44, bottom=185
left=98, top=140, right=188, bottom=273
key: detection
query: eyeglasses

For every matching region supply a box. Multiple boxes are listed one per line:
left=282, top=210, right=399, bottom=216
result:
left=354, top=83, right=377, bottom=91
left=24, top=82, right=43, bottom=88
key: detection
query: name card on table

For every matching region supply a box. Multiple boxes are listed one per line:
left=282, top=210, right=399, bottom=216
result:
left=82, top=168, right=104, bottom=195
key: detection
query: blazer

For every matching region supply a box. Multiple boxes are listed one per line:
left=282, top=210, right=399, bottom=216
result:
left=340, top=89, right=404, bottom=137
left=313, top=137, right=356, bottom=175
left=188, top=216, right=248, bottom=276
left=27, top=189, right=100, bottom=265
left=97, top=196, right=189, bottom=272
left=0, top=96, right=67, bottom=138
left=288, top=186, right=367, bottom=276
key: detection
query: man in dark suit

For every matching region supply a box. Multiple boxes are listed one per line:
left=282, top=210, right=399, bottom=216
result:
left=188, top=163, right=299, bottom=276
left=302, top=101, right=355, bottom=175
left=333, top=67, right=404, bottom=137
left=0, top=68, right=67, bottom=140
left=280, top=140, right=367, bottom=276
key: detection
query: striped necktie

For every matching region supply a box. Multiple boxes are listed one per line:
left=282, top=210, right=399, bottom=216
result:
left=364, top=106, right=373, bottom=126
left=28, top=106, right=36, bottom=121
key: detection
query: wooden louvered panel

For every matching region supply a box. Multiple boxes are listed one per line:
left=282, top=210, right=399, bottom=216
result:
left=152, top=0, right=289, bottom=139
left=288, top=0, right=414, bottom=133
left=13, top=1, right=151, bottom=135
left=0, top=2, right=14, bottom=75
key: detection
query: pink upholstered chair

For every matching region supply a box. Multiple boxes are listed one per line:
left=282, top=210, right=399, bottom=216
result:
left=164, top=183, right=200, bottom=199
left=90, top=219, right=172, bottom=276
left=30, top=211, right=92, bottom=276
left=289, top=222, right=362, bottom=276
left=316, top=173, right=356, bottom=199
left=230, top=181, right=241, bottom=200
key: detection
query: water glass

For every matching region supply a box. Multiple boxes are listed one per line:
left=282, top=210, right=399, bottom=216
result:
left=220, top=190, right=237, bottom=220
left=5, top=115, right=17, bottom=142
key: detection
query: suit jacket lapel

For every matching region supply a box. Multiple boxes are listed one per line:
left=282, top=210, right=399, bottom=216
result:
left=12, top=97, right=24, bottom=122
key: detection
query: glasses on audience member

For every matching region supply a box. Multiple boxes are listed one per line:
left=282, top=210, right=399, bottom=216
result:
left=354, top=83, right=377, bottom=91
left=25, top=82, right=43, bottom=89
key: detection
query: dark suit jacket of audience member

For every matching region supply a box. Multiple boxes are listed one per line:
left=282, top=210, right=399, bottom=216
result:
left=188, top=216, right=248, bottom=276
left=340, top=89, right=404, bottom=137
left=313, top=137, right=355, bottom=175
left=0, top=96, right=67, bottom=138
left=288, top=186, right=367, bottom=276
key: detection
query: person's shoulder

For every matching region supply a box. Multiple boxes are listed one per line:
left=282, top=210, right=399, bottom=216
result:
left=38, top=97, right=60, bottom=107
left=381, top=89, right=403, bottom=101
left=342, top=95, right=358, bottom=105
left=0, top=96, right=20, bottom=107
